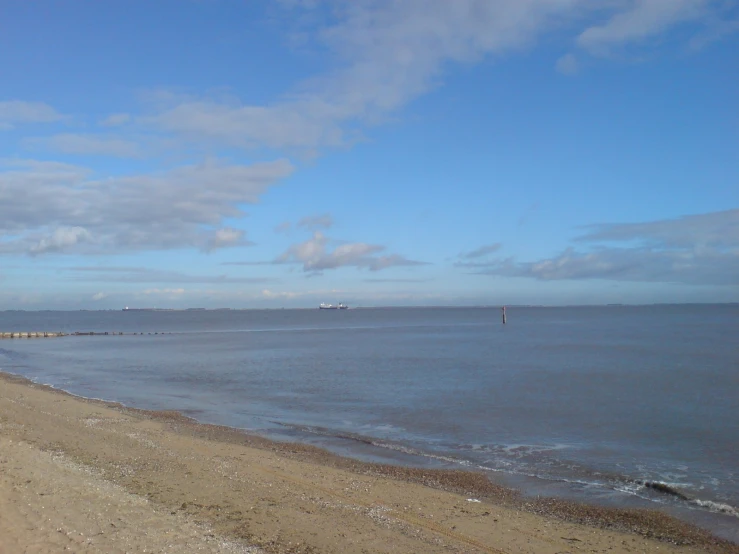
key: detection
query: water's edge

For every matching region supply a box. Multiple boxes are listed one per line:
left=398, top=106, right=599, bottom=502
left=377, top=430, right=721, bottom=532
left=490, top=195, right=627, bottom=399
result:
left=1, top=369, right=736, bottom=547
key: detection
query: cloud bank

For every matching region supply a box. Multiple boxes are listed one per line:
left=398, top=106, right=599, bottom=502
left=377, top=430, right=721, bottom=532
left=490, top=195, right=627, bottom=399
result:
left=131, top=0, right=734, bottom=151
left=472, top=210, right=739, bottom=286
left=0, top=158, right=293, bottom=255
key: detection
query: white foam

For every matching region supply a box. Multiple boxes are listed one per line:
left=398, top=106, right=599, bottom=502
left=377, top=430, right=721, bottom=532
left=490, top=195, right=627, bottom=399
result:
left=692, top=500, right=739, bottom=518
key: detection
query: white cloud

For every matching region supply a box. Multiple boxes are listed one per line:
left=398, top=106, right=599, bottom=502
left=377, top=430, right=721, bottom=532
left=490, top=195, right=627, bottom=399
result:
left=29, top=226, right=92, bottom=255
left=67, top=266, right=273, bottom=284
left=272, top=214, right=334, bottom=236
left=150, top=98, right=346, bottom=150
left=261, top=289, right=301, bottom=299
left=138, top=1, right=733, bottom=151
left=468, top=210, right=739, bottom=285
left=142, top=288, right=186, bottom=295
left=0, top=101, right=63, bottom=129
left=297, top=213, right=334, bottom=230
left=2, top=2, right=728, bottom=162
left=25, top=133, right=143, bottom=157
left=204, top=227, right=251, bottom=251
left=99, top=113, right=131, bottom=127
left=688, top=17, right=739, bottom=50
left=576, top=209, right=739, bottom=249
left=555, top=53, right=579, bottom=74
left=486, top=247, right=739, bottom=285
left=276, top=231, right=424, bottom=272
left=2, top=1, right=723, bottom=161
left=91, top=292, right=108, bottom=301
left=364, top=278, right=431, bottom=283
left=367, top=254, right=426, bottom=271
left=577, top=0, right=712, bottom=55
left=0, top=157, right=294, bottom=255
left=146, top=1, right=582, bottom=150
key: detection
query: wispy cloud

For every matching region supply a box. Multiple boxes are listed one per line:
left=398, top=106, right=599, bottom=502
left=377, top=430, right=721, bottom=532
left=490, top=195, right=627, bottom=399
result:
left=0, top=157, right=293, bottom=255
left=68, top=266, right=150, bottom=273
left=147, top=96, right=346, bottom=151
left=29, top=226, right=91, bottom=255
left=275, top=231, right=425, bottom=272
left=469, top=210, right=739, bottom=286
left=459, top=243, right=502, bottom=260
left=141, top=287, right=186, bottom=296
left=1, top=1, right=734, bottom=308
left=555, top=53, right=579, bottom=75
left=3, top=2, right=730, bottom=154
left=220, top=261, right=274, bottom=266
left=272, top=213, right=334, bottom=236
left=297, top=213, right=334, bottom=230
left=576, top=0, right=715, bottom=56
left=0, top=101, right=64, bottom=130
left=99, top=113, right=131, bottom=127
left=575, top=209, right=738, bottom=249
left=24, top=133, right=143, bottom=157
left=204, top=227, right=252, bottom=252
left=274, top=221, right=292, bottom=234
left=364, top=278, right=431, bottom=283
left=4, top=2, right=727, bottom=157
left=66, top=266, right=274, bottom=284
left=137, top=1, right=733, bottom=152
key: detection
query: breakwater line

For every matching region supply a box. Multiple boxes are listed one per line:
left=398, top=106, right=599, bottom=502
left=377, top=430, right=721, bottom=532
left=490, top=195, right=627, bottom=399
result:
left=0, top=331, right=173, bottom=339
left=1, top=332, right=66, bottom=338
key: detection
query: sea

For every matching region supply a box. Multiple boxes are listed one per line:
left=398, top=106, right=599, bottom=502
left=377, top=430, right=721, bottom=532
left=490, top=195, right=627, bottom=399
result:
left=0, top=305, right=737, bottom=541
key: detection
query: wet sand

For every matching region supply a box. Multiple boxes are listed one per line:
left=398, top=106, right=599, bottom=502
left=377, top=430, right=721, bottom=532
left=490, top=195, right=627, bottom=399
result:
left=0, top=372, right=736, bottom=554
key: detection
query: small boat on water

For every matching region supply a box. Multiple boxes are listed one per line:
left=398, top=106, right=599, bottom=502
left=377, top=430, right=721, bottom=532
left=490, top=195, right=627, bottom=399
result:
left=319, top=303, right=349, bottom=310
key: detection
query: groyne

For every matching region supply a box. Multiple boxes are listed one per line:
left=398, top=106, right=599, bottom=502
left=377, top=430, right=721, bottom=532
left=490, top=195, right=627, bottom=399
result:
left=0, top=331, right=170, bottom=339
left=0, top=332, right=66, bottom=339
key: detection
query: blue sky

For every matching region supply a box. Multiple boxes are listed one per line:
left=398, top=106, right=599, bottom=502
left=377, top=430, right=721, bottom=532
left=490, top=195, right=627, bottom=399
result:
left=0, top=0, right=737, bottom=309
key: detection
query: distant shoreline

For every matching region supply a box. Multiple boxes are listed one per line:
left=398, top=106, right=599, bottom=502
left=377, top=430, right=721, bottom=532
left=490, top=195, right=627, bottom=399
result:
left=1, top=302, right=737, bottom=313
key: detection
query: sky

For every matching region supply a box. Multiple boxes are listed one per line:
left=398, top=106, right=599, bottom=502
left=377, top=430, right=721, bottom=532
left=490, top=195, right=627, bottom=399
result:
left=0, top=0, right=737, bottom=309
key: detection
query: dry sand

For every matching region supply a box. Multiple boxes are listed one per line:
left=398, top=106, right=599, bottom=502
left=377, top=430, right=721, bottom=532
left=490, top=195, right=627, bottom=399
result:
left=0, top=372, right=736, bottom=554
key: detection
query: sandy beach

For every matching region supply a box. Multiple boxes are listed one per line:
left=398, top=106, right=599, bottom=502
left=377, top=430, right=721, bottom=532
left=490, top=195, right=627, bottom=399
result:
left=0, top=372, right=735, bottom=554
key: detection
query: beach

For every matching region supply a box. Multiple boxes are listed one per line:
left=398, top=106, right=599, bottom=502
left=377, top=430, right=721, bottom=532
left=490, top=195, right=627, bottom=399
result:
left=0, top=372, right=736, bottom=554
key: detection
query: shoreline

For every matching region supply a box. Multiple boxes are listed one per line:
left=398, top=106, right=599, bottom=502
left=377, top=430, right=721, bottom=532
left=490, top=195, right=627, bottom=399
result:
left=5, top=367, right=737, bottom=537
left=1, top=371, right=737, bottom=553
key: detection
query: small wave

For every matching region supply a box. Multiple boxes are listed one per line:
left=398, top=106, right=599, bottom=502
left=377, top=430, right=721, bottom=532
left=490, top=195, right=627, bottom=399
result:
left=501, top=443, right=572, bottom=455
left=692, top=500, right=739, bottom=518
left=259, top=421, right=739, bottom=521
left=627, top=481, right=739, bottom=518
left=371, top=440, right=473, bottom=467
left=636, top=480, right=690, bottom=500
left=460, top=442, right=573, bottom=458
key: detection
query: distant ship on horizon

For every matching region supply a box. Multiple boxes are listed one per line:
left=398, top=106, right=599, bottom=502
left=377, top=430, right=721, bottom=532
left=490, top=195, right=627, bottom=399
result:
left=319, top=303, right=348, bottom=310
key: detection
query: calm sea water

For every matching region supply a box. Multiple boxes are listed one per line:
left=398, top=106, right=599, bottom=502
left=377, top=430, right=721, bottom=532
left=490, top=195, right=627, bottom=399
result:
left=0, top=306, right=737, bottom=540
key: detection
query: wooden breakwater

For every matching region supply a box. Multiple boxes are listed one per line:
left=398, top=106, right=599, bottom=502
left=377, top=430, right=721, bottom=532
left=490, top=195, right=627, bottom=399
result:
left=0, top=332, right=66, bottom=339
left=1, top=331, right=172, bottom=339
left=70, top=332, right=125, bottom=336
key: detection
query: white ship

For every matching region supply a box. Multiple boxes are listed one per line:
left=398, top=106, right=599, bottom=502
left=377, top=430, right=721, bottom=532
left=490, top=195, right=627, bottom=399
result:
left=319, top=303, right=348, bottom=310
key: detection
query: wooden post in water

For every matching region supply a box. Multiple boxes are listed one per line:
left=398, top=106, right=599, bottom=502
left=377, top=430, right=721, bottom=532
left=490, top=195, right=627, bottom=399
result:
left=502, top=306, right=507, bottom=325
